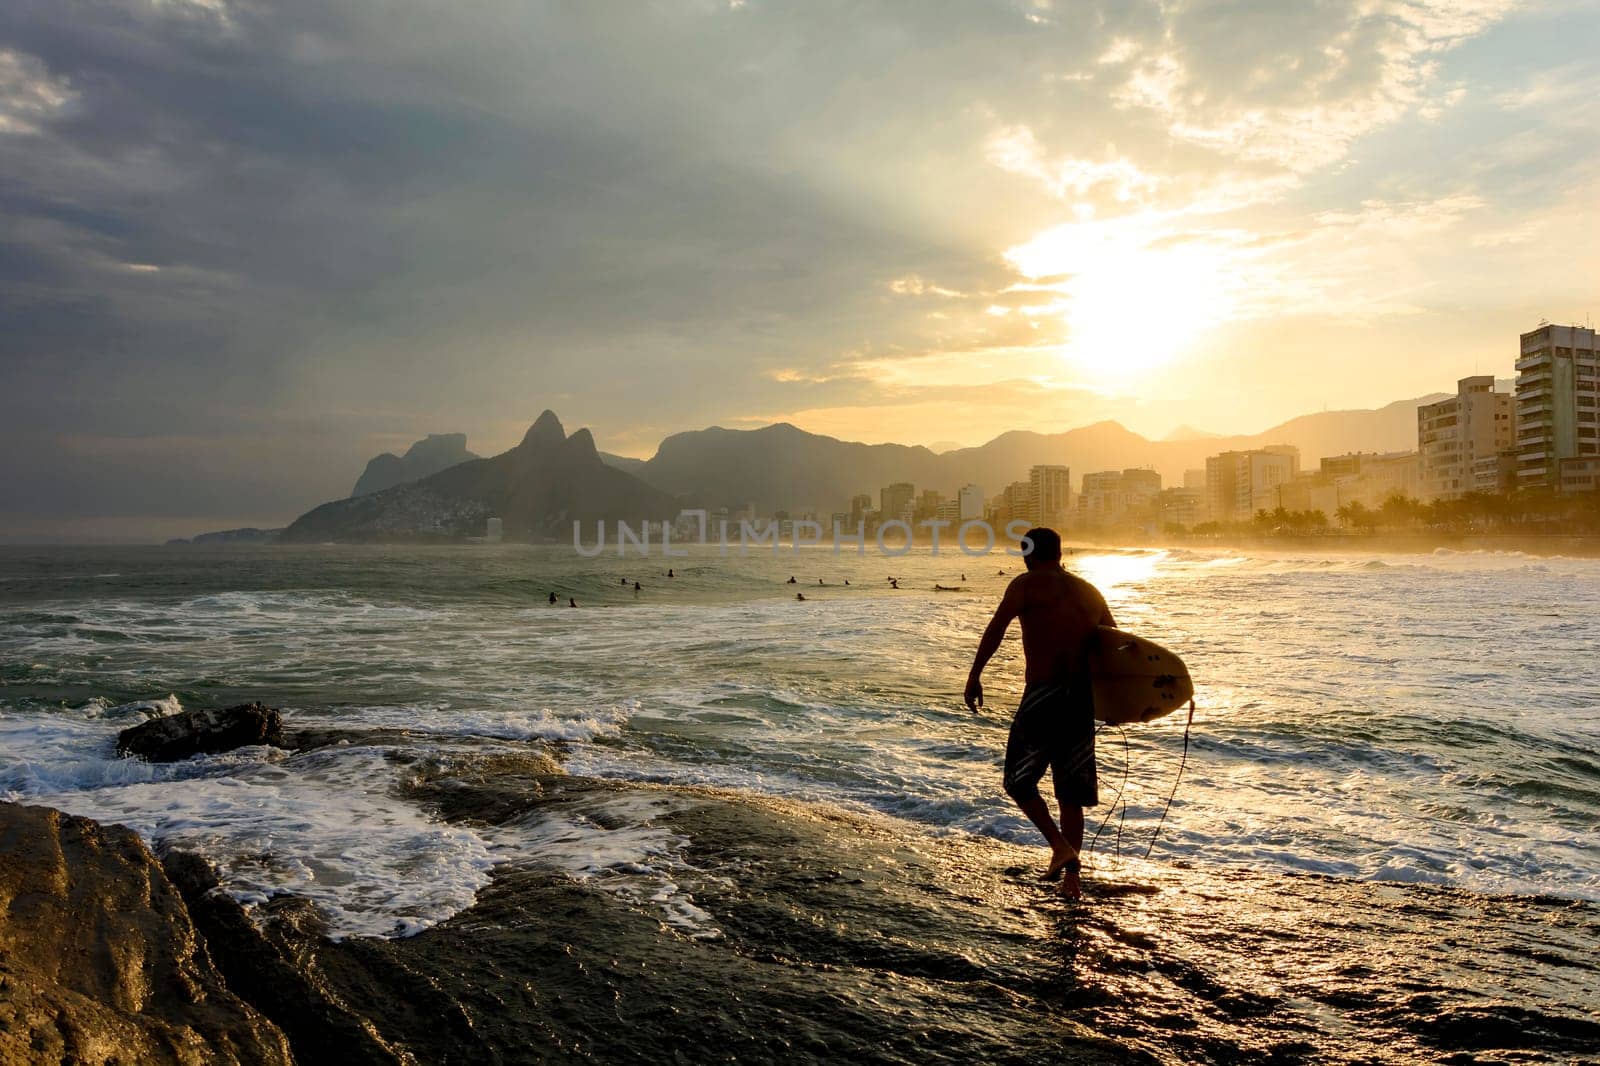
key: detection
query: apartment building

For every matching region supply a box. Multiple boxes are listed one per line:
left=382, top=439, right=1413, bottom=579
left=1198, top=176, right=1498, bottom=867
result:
left=1516, top=324, right=1600, bottom=490
left=1418, top=375, right=1515, bottom=499
left=1029, top=465, right=1072, bottom=527
left=1205, top=447, right=1300, bottom=522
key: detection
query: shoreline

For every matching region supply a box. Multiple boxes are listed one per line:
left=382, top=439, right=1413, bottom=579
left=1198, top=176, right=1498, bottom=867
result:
left=1072, top=531, right=1600, bottom=560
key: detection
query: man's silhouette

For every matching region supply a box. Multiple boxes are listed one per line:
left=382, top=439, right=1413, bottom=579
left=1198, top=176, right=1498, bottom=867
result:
left=965, top=528, right=1113, bottom=899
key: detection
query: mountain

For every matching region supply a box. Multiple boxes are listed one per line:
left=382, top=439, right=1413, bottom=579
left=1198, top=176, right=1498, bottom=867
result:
left=635, top=423, right=950, bottom=513
left=1242, top=396, right=1442, bottom=468
left=1163, top=425, right=1222, bottom=442
left=599, top=452, right=649, bottom=476
left=609, top=395, right=1446, bottom=514
left=283, top=412, right=677, bottom=542
left=351, top=433, right=479, bottom=497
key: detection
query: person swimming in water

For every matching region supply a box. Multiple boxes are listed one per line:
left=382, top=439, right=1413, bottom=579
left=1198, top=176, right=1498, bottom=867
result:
left=568, top=597, right=579, bottom=608
left=964, top=527, right=1113, bottom=901
left=667, top=569, right=675, bottom=578
left=548, top=592, right=557, bottom=605
left=633, top=581, right=641, bottom=591
left=787, top=576, right=797, bottom=584
left=795, top=592, right=806, bottom=601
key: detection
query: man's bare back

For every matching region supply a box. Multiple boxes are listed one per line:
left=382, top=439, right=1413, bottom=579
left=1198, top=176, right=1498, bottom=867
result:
left=1011, top=568, right=1113, bottom=685
left=963, top=562, right=1115, bottom=717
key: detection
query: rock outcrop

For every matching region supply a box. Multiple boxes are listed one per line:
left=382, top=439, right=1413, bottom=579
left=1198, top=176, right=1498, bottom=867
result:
left=117, top=703, right=284, bottom=762
left=0, top=803, right=293, bottom=1066
left=350, top=433, right=479, bottom=498
left=162, top=853, right=409, bottom=1065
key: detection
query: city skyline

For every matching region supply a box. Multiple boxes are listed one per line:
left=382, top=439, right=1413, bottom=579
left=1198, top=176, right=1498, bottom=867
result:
left=4, top=1, right=1600, bottom=540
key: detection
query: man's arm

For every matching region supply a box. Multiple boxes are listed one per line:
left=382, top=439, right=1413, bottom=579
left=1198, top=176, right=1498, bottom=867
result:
left=965, top=580, right=1023, bottom=712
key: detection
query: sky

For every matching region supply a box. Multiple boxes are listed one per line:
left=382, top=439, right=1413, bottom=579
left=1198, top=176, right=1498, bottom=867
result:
left=2, top=0, right=1598, bottom=540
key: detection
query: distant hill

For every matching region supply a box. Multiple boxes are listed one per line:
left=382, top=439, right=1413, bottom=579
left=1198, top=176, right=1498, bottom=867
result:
left=601, top=395, right=1446, bottom=513
left=635, top=422, right=950, bottom=513
left=284, top=412, right=677, bottom=542
left=351, top=433, right=479, bottom=497
left=599, top=452, right=649, bottom=476
left=166, top=527, right=283, bottom=546
left=1163, top=424, right=1223, bottom=441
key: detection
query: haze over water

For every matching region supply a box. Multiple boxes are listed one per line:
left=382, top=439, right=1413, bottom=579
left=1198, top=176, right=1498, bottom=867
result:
left=1, top=542, right=1595, bottom=940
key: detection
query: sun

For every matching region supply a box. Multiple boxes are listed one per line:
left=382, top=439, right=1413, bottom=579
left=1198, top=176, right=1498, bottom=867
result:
left=1004, top=214, right=1240, bottom=380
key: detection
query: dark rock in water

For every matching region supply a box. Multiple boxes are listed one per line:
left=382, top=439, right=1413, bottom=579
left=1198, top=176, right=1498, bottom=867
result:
left=0, top=803, right=292, bottom=1066
left=117, top=703, right=284, bottom=762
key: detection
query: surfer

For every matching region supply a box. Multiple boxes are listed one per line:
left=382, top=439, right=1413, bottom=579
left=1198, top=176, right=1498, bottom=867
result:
left=548, top=592, right=557, bottom=605
left=569, top=597, right=579, bottom=608
left=796, top=592, right=806, bottom=601
left=667, top=568, right=675, bottom=578
left=963, top=527, right=1114, bottom=899
left=787, top=576, right=797, bottom=584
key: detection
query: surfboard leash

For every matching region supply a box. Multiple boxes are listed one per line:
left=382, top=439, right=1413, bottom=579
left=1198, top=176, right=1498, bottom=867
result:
left=1143, top=697, right=1196, bottom=860
left=1087, top=724, right=1132, bottom=858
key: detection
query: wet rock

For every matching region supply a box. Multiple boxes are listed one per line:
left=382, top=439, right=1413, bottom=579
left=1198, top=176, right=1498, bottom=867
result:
left=116, top=703, right=284, bottom=762
left=0, top=802, right=292, bottom=1066
left=162, top=851, right=410, bottom=1066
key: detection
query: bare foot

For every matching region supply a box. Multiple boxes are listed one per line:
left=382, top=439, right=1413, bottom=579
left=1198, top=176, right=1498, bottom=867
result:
left=1057, top=867, right=1082, bottom=900
left=1040, top=845, right=1077, bottom=881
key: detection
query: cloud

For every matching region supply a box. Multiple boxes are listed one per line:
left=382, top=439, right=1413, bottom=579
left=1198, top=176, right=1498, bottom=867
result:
left=1105, top=0, right=1520, bottom=178
left=0, top=48, right=75, bottom=134
left=984, top=125, right=1159, bottom=203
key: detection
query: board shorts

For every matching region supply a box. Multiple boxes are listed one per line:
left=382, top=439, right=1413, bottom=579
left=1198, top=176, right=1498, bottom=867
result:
left=1003, top=678, right=1098, bottom=808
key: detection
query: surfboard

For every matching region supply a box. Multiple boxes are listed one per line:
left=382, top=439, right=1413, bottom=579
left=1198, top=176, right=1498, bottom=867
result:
left=1087, top=626, right=1193, bottom=725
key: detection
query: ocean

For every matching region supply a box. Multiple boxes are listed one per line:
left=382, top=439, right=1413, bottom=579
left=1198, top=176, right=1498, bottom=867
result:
left=2, top=542, right=1597, bottom=1062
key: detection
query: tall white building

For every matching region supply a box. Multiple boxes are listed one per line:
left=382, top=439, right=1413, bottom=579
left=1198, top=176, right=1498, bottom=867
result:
left=1029, top=465, right=1071, bottom=527
left=957, top=484, right=984, bottom=521
left=1418, top=375, right=1515, bottom=499
left=1516, top=324, right=1600, bottom=490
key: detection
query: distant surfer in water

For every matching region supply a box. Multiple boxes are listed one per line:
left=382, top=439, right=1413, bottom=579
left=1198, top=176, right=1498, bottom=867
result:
left=964, top=527, right=1114, bottom=900
left=548, top=592, right=557, bottom=605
